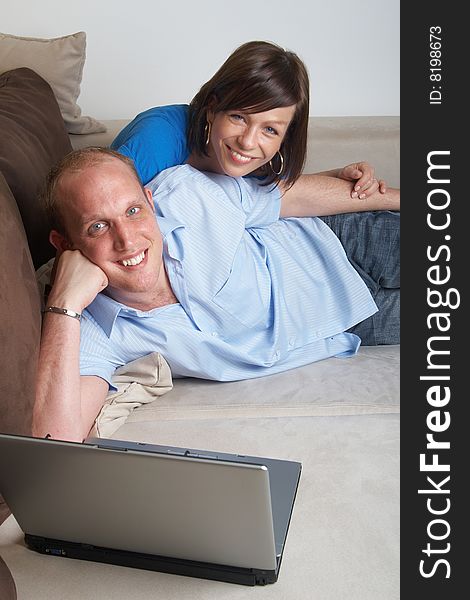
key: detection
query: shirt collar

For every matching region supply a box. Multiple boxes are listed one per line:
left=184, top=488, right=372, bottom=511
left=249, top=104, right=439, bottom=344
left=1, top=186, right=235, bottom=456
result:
left=86, top=292, right=173, bottom=338
left=85, top=293, right=122, bottom=338
left=157, top=215, right=186, bottom=261
left=157, top=215, right=184, bottom=239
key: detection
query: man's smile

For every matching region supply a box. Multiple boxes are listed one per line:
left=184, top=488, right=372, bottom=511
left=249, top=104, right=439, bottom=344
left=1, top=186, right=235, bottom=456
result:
left=117, top=249, right=148, bottom=268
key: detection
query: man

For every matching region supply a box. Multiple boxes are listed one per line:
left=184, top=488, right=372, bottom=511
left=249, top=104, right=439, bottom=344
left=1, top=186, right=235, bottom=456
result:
left=33, top=148, right=399, bottom=442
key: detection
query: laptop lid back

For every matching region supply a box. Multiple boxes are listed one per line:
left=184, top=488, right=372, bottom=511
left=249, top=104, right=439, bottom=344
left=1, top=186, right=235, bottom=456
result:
left=0, top=434, right=277, bottom=571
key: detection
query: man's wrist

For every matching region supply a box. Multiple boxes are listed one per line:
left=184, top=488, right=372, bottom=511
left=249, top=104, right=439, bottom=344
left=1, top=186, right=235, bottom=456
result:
left=45, top=290, right=85, bottom=314
left=43, top=306, right=82, bottom=321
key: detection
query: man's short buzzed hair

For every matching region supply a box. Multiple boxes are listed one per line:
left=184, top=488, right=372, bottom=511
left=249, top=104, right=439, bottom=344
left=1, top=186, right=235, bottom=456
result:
left=41, top=147, right=144, bottom=236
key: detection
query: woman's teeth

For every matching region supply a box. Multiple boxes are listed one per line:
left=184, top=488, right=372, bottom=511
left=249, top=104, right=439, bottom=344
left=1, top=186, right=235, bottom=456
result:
left=230, top=149, right=251, bottom=163
left=120, top=251, right=145, bottom=267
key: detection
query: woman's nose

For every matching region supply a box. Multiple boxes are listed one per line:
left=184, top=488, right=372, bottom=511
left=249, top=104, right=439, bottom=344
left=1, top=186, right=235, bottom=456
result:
left=237, top=126, right=257, bottom=150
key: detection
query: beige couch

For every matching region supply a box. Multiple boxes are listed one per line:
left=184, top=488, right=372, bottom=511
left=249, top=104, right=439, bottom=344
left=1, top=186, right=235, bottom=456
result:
left=0, top=68, right=399, bottom=599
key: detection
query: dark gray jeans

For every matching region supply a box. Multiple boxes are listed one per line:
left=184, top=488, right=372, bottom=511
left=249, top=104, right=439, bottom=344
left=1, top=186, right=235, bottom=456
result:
left=320, top=211, right=400, bottom=345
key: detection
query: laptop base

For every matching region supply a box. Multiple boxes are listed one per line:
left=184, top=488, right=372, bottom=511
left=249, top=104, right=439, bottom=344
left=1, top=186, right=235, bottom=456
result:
left=25, top=534, right=278, bottom=586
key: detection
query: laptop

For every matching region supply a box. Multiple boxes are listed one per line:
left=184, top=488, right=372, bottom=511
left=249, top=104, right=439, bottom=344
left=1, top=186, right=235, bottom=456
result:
left=0, top=433, right=301, bottom=586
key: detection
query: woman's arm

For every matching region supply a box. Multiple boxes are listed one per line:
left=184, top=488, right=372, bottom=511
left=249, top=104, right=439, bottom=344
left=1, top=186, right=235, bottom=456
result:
left=280, top=174, right=399, bottom=218
left=313, top=161, right=387, bottom=198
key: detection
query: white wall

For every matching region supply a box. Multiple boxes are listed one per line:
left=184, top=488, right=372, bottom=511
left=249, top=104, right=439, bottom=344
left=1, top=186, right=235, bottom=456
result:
left=2, top=0, right=399, bottom=120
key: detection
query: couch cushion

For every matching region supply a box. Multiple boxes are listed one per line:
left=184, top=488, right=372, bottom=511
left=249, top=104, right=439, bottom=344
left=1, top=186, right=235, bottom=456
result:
left=0, top=67, right=73, bottom=268
left=103, top=412, right=399, bottom=599
left=0, top=172, right=42, bottom=524
left=0, top=555, right=16, bottom=600
left=113, top=345, right=399, bottom=429
left=305, top=116, right=400, bottom=188
left=0, top=31, right=106, bottom=135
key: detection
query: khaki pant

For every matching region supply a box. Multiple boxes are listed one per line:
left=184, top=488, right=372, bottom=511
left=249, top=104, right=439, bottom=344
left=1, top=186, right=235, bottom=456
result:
left=90, top=352, right=173, bottom=438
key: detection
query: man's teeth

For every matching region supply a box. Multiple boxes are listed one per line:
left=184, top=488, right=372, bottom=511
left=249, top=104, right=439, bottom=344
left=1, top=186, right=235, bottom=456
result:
left=231, top=149, right=251, bottom=163
left=120, top=251, right=145, bottom=267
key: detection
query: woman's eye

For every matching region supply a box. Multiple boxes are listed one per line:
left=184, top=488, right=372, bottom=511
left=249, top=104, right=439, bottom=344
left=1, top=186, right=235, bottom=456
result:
left=265, top=126, right=278, bottom=136
left=230, top=113, right=245, bottom=122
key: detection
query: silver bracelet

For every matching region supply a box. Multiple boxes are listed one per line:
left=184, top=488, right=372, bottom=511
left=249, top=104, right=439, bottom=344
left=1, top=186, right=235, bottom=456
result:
left=43, top=306, right=81, bottom=321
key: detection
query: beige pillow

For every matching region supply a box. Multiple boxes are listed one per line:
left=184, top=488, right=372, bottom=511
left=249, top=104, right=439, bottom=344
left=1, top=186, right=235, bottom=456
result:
left=0, top=31, right=106, bottom=135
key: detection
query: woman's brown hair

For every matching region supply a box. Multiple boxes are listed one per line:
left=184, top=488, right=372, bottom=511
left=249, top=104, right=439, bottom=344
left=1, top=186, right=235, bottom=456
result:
left=187, top=41, right=310, bottom=189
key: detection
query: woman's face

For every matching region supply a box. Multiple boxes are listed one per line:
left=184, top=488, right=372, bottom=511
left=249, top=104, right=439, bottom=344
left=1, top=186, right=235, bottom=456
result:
left=205, top=105, right=296, bottom=177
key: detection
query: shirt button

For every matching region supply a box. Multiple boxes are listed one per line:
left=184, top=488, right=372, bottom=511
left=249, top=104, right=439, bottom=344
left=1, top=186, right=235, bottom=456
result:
left=288, top=337, right=295, bottom=347
left=211, top=331, right=219, bottom=337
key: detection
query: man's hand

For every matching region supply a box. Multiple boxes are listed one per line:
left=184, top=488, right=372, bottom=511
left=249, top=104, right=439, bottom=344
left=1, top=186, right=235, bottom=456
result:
left=338, top=162, right=387, bottom=199
left=47, top=249, right=108, bottom=313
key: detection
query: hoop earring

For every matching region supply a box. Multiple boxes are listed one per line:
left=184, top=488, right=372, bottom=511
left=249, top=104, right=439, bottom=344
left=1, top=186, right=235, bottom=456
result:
left=204, top=121, right=212, bottom=146
left=269, top=150, right=284, bottom=176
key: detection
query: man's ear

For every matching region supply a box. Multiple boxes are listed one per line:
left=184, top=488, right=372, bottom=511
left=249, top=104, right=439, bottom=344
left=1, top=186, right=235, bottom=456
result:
left=49, top=229, right=71, bottom=252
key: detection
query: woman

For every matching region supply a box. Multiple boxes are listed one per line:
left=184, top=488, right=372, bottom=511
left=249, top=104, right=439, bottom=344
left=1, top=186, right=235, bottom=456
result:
left=111, top=41, right=393, bottom=206
left=111, top=40, right=399, bottom=345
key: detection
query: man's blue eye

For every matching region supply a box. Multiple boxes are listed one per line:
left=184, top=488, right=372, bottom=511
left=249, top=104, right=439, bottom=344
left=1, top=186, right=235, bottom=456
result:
left=127, top=207, right=140, bottom=216
left=91, top=222, right=105, bottom=232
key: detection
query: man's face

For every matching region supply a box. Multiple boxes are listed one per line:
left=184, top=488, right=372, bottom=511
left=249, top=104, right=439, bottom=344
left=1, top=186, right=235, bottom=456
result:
left=56, top=158, right=166, bottom=308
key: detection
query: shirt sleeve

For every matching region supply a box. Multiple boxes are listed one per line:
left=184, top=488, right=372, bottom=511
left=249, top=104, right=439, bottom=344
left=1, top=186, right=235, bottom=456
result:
left=236, top=177, right=281, bottom=229
left=110, top=105, right=190, bottom=185
left=79, top=314, right=120, bottom=390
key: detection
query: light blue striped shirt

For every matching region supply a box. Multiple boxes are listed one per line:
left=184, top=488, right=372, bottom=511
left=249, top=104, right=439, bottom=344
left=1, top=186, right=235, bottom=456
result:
left=80, top=165, right=377, bottom=386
